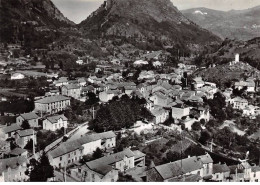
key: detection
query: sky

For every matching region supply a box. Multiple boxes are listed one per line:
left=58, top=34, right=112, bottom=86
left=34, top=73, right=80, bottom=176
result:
left=52, top=0, right=260, bottom=24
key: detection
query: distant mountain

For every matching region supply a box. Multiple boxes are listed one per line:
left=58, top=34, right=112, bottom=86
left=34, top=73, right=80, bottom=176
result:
left=182, top=6, right=260, bottom=41
left=79, top=0, right=221, bottom=52
left=0, top=0, right=74, bottom=43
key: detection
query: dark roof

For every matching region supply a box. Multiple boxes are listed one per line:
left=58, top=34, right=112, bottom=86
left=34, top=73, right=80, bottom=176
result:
left=86, top=149, right=135, bottom=175
left=16, top=129, right=34, bottom=137
left=0, top=116, right=16, bottom=125
left=35, top=95, right=70, bottom=104
left=62, top=84, right=80, bottom=90
left=3, top=124, right=22, bottom=134
left=213, top=164, right=230, bottom=174
left=19, top=112, right=39, bottom=120
left=0, top=156, right=27, bottom=173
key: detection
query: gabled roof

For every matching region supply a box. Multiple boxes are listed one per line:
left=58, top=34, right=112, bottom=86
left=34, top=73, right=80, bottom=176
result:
left=63, top=84, right=80, bottom=90
left=213, top=163, right=230, bottom=174
left=3, top=124, right=22, bottom=134
left=19, top=112, right=39, bottom=120
left=0, top=156, right=27, bottom=173
left=9, top=148, right=27, bottom=156
left=133, top=150, right=146, bottom=159
left=46, top=114, right=68, bottom=124
left=86, top=149, right=135, bottom=175
left=16, top=129, right=34, bottom=137
left=199, top=154, right=213, bottom=164
left=35, top=95, right=70, bottom=104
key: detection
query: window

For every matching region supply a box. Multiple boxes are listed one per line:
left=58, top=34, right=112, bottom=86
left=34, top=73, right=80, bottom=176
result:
left=74, top=151, right=76, bottom=155
left=60, top=157, right=62, bottom=161
left=92, top=174, right=95, bottom=182
left=254, top=173, right=256, bottom=177
left=216, top=174, right=219, bottom=178
left=255, top=179, right=258, bottom=182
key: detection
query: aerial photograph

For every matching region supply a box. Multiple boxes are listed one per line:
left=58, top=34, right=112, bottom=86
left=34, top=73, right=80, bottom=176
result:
left=0, top=0, right=260, bottom=182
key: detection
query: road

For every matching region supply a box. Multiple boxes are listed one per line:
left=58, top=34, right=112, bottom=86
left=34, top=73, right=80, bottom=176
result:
left=66, top=122, right=90, bottom=142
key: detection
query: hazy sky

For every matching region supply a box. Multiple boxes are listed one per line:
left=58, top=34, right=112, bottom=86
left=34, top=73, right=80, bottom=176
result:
left=52, top=0, right=260, bottom=24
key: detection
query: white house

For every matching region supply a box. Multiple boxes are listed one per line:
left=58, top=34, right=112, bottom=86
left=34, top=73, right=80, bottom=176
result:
left=76, top=60, right=84, bottom=65
left=11, top=73, right=25, bottom=80
left=43, top=114, right=68, bottom=131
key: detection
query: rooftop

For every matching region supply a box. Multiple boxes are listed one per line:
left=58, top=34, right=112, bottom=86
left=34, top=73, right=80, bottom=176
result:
left=213, top=163, right=230, bottom=174
left=3, top=124, right=22, bottom=134
left=19, top=112, right=39, bottom=120
left=46, top=114, right=68, bottom=124
left=0, top=156, right=27, bottom=173
left=9, top=148, right=27, bottom=156
left=16, top=129, right=34, bottom=137
left=35, top=95, right=70, bottom=104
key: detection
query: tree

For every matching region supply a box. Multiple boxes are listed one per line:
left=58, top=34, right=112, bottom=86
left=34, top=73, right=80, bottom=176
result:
left=92, top=147, right=103, bottom=159
left=21, top=120, right=31, bottom=130
left=24, top=139, right=34, bottom=150
left=192, top=121, right=201, bottom=131
left=26, top=153, right=54, bottom=182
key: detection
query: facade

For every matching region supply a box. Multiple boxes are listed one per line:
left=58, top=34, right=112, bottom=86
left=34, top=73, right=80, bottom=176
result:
left=16, top=112, right=40, bottom=128
left=34, top=95, right=70, bottom=114
left=62, top=84, right=81, bottom=99
left=0, top=156, right=28, bottom=182
left=172, top=106, right=190, bottom=120
left=43, top=114, right=68, bottom=131
left=147, top=154, right=213, bottom=182
left=229, top=97, right=248, bottom=110
left=15, top=129, right=36, bottom=148
left=150, top=107, right=169, bottom=124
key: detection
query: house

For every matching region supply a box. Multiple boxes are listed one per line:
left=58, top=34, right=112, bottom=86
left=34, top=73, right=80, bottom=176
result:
left=34, top=95, right=71, bottom=114
left=76, top=59, right=84, bottom=65
left=62, top=84, right=81, bottom=99
left=10, top=73, right=25, bottom=80
left=15, top=129, right=36, bottom=149
left=0, top=140, right=10, bottom=157
left=243, top=105, right=260, bottom=117
left=172, top=105, right=190, bottom=120
left=9, top=148, right=28, bottom=157
left=78, top=78, right=87, bottom=86
left=212, top=163, right=230, bottom=182
left=99, top=90, right=121, bottom=103
left=16, top=112, right=40, bottom=128
left=134, top=60, right=148, bottom=67
left=250, top=166, right=260, bottom=182
left=147, top=156, right=203, bottom=182
left=150, top=107, right=169, bottom=124
left=192, top=77, right=205, bottom=89
left=2, top=124, right=22, bottom=140
left=229, top=97, right=248, bottom=110
left=0, top=156, right=28, bottom=182
left=54, top=77, right=69, bottom=87
left=48, top=131, right=116, bottom=168
left=78, top=149, right=138, bottom=182
left=43, top=114, right=68, bottom=131
left=45, top=89, right=60, bottom=96
left=147, top=154, right=213, bottom=182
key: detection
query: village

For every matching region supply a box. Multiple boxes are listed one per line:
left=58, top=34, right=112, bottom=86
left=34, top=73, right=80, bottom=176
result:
left=0, top=41, right=260, bottom=182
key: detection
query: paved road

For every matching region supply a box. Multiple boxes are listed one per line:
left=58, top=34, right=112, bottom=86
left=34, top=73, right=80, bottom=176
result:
left=67, top=122, right=90, bottom=142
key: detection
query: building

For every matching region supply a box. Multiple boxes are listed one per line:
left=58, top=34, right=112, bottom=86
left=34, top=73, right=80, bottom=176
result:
left=0, top=140, right=10, bottom=158
left=235, top=79, right=255, bottom=93
left=2, top=124, right=22, bottom=140
left=54, top=77, right=69, bottom=87
left=62, top=84, right=81, bottom=99
left=16, top=112, right=40, bottom=128
left=147, top=154, right=213, bottom=182
left=42, top=114, right=68, bottom=131
left=15, top=129, right=36, bottom=149
left=74, top=149, right=140, bottom=182
left=48, top=131, right=116, bottom=168
left=250, top=166, right=260, bottom=182
left=192, top=77, right=205, bottom=89
left=229, top=97, right=248, bottom=110
left=34, top=95, right=70, bottom=114
left=8, top=148, right=28, bottom=157
left=212, top=163, right=230, bottom=182
left=0, top=156, right=28, bottom=182
left=150, top=107, right=169, bottom=124
left=10, top=73, right=25, bottom=80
